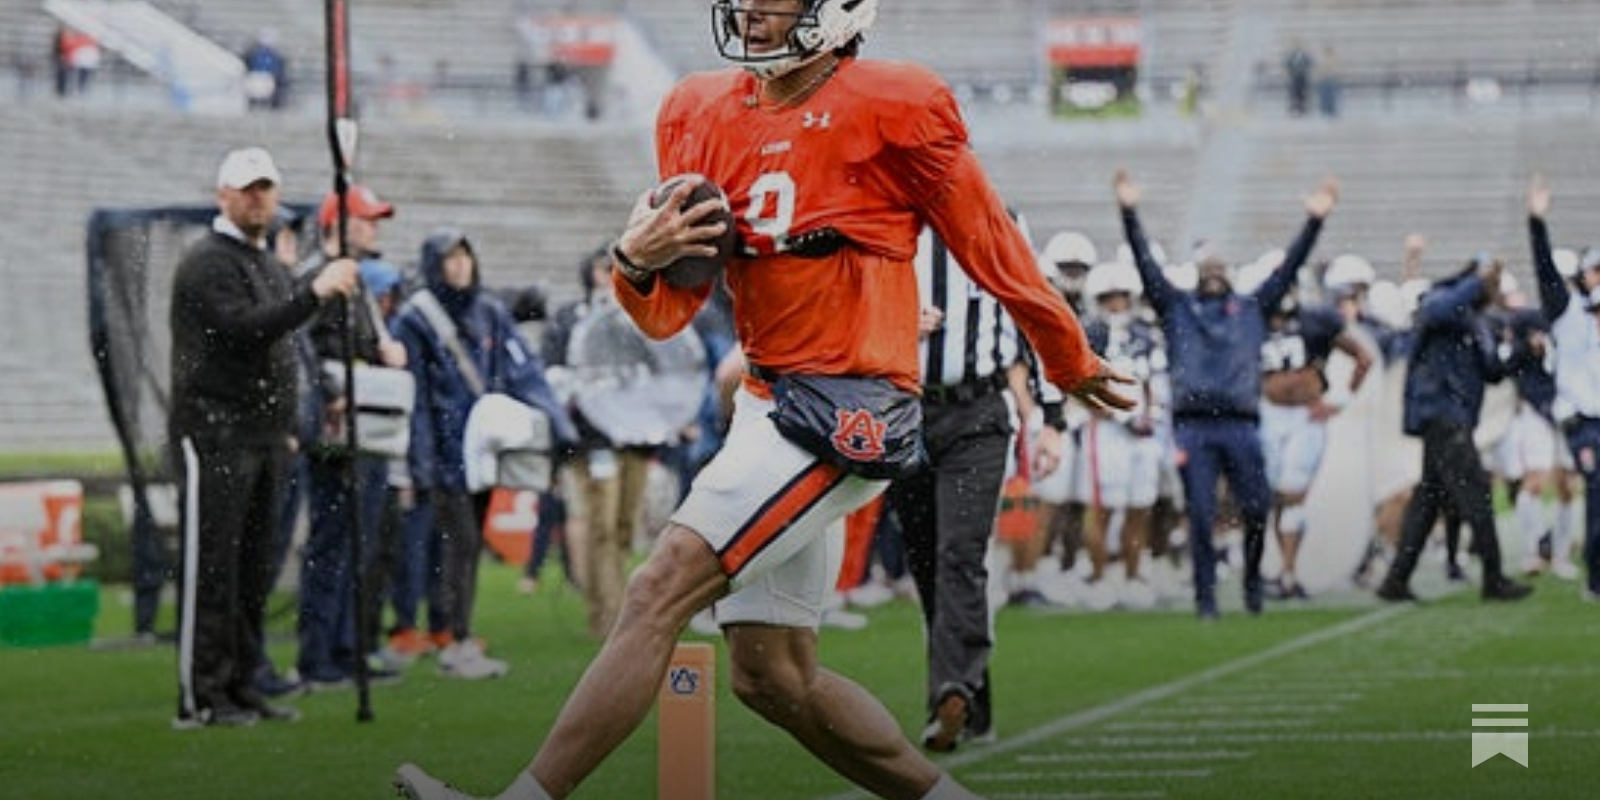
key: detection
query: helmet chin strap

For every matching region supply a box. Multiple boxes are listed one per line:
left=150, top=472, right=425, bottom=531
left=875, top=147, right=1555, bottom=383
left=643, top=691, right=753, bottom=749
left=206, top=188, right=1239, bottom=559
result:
left=743, top=47, right=824, bottom=81
left=747, top=53, right=838, bottom=107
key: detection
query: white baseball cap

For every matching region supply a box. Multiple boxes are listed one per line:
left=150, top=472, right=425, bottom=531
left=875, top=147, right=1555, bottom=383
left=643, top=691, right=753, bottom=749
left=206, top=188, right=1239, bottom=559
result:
left=216, top=147, right=282, bottom=189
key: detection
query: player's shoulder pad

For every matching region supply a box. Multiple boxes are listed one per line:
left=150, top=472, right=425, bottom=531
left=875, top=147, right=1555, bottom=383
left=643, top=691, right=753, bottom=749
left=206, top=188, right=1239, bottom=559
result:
left=659, top=70, right=744, bottom=125
left=842, top=59, right=948, bottom=105
left=835, top=59, right=966, bottom=152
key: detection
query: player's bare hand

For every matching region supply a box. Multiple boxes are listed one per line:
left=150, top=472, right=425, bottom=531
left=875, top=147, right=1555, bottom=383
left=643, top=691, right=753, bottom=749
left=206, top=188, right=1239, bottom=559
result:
left=1308, top=399, right=1340, bottom=423
left=1305, top=175, right=1339, bottom=219
left=312, top=257, right=359, bottom=299
left=1031, top=425, right=1065, bottom=479
left=917, top=305, right=944, bottom=338
left=379, top=339, right=408, bottom=369
left=1068, top=358, right=1138, bottom=413
left=1527, top=173, right=1551, bottom=219
left=617, top=178, right=727, bottom=271
left=1113, top=169, right=1140, bottom=209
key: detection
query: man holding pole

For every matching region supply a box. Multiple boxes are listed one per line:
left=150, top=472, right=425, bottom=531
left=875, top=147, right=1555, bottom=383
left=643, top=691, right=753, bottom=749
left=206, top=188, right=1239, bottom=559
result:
left=295, top=185, right=408, bottom=690
left=169, top=146, right=357, bottom=729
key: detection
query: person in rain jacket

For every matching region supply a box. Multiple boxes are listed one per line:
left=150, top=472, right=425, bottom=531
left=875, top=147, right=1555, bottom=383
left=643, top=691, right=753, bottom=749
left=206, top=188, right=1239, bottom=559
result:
left=391, top=228, right=575, bottom=679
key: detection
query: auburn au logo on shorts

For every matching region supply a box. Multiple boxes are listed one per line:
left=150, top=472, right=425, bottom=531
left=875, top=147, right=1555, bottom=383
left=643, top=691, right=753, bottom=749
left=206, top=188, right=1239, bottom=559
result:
left=831, top=408, right=887, bottom=461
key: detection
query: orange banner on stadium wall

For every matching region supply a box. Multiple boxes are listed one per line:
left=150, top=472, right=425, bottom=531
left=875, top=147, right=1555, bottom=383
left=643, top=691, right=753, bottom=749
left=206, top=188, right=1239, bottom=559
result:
left=0, top=481, right=86, bottom=584
left=1047, top=17, right=1142, bottom=68
left=525, top=15, right=620, bottom=67
left=481, top=487, right=540, bottom=567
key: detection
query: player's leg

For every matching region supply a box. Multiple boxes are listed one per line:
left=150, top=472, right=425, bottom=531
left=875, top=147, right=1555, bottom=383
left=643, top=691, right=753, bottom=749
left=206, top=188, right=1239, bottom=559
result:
left=1274, top=411, right=1327, bottom=597
left=530, top=524, right=729, bottom=795
left=1258, top=407, right=1291, bottom=595
left=1514, top=467, right=1550, bottom=575
left=713, top=482, right=971, bottom=797
left=1563, top=418, right=1600, bottom=596
left=1550, top=455, right=1580, bottom=579
left=727, top=622, right=965, bottom=800
left=1082, top=504, right=1110, bottom=584
left=1118, top=433, right=1163, bottom=604
left=1081, top=419, right=1118, bottom=586
left=1497, top=407, right=1545, bottom=575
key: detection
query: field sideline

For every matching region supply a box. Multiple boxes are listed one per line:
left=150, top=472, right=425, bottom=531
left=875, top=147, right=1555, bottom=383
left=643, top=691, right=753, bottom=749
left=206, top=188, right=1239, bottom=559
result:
left=0, top=557, right=1593, bottom=800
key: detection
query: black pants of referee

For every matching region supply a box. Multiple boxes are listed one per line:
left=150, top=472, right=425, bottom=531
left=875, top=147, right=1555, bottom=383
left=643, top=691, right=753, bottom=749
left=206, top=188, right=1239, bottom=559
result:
left=888, top=385, right=1012, bottom=738
left=1381, top=421, right=1508, bottom=592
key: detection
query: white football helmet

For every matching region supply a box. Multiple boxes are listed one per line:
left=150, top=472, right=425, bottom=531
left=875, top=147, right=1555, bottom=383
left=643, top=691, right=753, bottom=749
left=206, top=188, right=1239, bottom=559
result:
left=1365, top=279, right=1407, bottom=328
left=1324, top=253, right=1376, bottom=293
left=1399, top=277, right=1432, bottom=316
left=714, top=0, right=878, bottom=80
left=1043, top=230, right=1098, bottom=268
left=1084, top=261, right=1143, bottom=301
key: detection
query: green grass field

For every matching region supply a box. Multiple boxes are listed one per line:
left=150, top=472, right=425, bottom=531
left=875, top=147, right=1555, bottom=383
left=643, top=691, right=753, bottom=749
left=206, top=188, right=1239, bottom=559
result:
left=1, top=557, right=1594, bottom=800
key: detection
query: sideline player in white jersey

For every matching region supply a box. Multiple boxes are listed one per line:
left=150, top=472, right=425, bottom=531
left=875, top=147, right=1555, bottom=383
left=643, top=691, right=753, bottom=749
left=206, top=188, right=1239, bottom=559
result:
left=1077, top=261, right=1169, bottom=609
left=1487, top=272, right=1580, bottom=579
left=1235, top=258, right=1374, bottom=599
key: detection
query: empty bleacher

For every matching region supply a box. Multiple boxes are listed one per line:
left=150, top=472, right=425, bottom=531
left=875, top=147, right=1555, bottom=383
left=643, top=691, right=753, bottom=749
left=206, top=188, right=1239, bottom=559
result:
left=2, top=1, right=1599, bottom=453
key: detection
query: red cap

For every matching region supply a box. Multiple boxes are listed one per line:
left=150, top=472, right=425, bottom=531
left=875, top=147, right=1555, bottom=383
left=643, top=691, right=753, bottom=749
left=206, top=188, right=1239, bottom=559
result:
left=318, top=184, right=395, bottom=228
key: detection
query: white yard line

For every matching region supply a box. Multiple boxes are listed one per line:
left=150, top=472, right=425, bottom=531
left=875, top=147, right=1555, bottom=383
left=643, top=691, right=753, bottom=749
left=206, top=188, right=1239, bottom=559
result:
left=1101, top=718, right=1317, bottom=731
left=1181, top=690, right=1366, bottom=702
left=971, top=769, right=1213, bottom=782
left=812, top=605, right=1409, bottom=800
left=984, top=792, right=1167, bottom=800
left=1046, top=727, right=1600, bottom=748
left=1151, top=703, right=1348, bottom=715
left=1015, top=750, right=1255, bottom=764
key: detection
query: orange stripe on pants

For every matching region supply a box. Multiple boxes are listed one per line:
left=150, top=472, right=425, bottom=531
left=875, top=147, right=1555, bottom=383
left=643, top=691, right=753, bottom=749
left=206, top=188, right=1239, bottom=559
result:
left=719, top=462, right=846, bottom=576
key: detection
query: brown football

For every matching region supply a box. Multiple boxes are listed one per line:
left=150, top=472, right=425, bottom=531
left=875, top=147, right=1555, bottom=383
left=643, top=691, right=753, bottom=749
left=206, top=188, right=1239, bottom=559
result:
left=648, top=173, right=737, bottom=288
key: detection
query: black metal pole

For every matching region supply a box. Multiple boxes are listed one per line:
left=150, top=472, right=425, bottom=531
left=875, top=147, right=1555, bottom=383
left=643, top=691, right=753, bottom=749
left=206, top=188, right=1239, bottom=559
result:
left=325, top=0, right=372, bottom=722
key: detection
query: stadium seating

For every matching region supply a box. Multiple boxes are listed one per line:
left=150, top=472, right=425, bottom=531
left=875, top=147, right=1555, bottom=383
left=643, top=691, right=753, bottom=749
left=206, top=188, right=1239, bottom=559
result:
left=1, top=1, right=1599, bottom=452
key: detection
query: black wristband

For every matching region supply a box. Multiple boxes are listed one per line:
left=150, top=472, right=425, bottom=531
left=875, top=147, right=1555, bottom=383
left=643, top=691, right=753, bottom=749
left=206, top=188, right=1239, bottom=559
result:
left=611, top=243, right=655, bottom=286
left=1042, top=401, right=1068, bottom=432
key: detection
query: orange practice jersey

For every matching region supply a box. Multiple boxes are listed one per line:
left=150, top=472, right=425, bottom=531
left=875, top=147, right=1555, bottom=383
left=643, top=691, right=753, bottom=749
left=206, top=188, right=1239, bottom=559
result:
left=614, top=57, right=1099, bottom=394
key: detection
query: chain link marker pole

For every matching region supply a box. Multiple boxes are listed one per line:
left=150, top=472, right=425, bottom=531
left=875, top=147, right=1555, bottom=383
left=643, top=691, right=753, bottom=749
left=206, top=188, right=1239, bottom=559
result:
left=658, top=641, right=715, bottom=800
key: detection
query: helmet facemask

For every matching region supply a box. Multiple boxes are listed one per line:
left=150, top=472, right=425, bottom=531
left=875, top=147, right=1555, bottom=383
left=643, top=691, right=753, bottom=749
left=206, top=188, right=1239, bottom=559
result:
left=713, top=0, right=875, bottom=80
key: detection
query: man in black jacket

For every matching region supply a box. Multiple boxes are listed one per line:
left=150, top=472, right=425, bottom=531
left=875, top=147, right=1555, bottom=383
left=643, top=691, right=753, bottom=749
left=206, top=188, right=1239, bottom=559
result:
left=168, top=147, right=357, bottom=728
left=1375, top=256, right=1532, bottom=603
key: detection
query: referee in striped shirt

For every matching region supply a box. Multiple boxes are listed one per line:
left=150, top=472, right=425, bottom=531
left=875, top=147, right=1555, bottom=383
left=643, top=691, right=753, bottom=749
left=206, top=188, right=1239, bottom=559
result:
left=888, top=221, right=1069, bottom=753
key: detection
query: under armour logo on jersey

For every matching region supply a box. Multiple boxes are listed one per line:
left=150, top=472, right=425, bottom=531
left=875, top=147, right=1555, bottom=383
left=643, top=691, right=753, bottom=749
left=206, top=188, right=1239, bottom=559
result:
left=803, top=111, right=831, bottom=129
left=832, top=408, right=886, bottom=460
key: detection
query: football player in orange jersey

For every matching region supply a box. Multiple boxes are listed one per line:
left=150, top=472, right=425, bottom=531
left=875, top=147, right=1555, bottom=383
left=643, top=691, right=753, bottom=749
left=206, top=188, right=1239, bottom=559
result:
left=395, top=2, right=1130, bottom=799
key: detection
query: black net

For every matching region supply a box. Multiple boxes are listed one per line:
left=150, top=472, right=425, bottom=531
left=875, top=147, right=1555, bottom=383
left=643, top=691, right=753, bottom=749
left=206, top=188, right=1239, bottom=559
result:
left=86, top=205, right=314, bottom=634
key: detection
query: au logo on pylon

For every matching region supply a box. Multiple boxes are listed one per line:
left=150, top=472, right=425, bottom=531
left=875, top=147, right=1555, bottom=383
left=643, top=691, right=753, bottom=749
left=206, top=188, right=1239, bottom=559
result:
left=1471, top=703, right=1529, bottom=767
